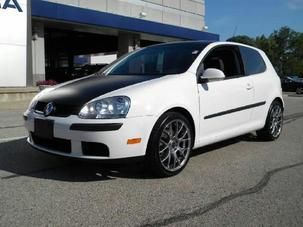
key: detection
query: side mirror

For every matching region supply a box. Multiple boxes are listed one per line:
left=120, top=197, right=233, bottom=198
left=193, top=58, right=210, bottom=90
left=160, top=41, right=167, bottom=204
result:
left=200, top=68, right=225, bottom=82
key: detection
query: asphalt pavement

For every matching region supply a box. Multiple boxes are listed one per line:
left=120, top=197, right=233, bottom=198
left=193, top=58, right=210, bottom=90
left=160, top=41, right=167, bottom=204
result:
left=0, top=95, right=302, bottom=226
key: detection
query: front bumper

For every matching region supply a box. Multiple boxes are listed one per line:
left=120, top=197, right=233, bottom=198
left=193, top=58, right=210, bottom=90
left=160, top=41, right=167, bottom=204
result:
left=24, top=110, right=156, bottom=160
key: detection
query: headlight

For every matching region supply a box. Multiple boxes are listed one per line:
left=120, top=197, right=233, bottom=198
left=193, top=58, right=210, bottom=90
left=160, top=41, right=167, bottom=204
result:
left=79, top=96, right=131, bottom=119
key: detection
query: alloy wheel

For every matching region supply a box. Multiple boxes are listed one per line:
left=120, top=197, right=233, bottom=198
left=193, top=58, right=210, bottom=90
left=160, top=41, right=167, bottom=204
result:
left=269, top=104, right=283, bottom=138
left=158, top=119, right=192, bottom=172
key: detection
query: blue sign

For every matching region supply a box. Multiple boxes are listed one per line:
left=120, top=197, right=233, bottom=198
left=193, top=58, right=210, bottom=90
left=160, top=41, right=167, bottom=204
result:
left=0, top=0, right=23, bottom=12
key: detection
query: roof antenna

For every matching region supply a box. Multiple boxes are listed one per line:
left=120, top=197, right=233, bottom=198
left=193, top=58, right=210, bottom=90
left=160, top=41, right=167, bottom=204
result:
left=232, top=26, right=238, bottom=37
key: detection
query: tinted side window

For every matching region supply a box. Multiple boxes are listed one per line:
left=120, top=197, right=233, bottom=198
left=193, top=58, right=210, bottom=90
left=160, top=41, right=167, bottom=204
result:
left=240, top=46, right=266, bottom=75
left=203, top=46, right=244, bottom=78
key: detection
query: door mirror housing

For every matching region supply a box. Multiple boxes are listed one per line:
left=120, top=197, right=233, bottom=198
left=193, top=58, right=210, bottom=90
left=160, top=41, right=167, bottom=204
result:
left=200, top=68, right=225, bottom=82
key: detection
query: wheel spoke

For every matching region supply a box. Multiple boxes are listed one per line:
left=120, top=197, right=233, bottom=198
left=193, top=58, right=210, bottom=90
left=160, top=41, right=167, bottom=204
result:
left=272, top=122, right=277, bottom=134
left=163, top=128, right=170, bottom=137
left=176, top=123, right=184, bottom=137
left=179, top=138, right=190, bottom=142
left=167, top=152, right=172, bottom=168
left=172, top=153, right=179, bottom=169
left=175, top=154, right=181, bottom=166
left=178, top=147, right=187, bottom=157
left=161, top=152, right=170, bottom=163
left=179, top=131, right=188, bottom=140
left=159, top=145, right=169, bottom=154
left=160, top=138, right=169, bottom=145
left=270, top=105, right=283, bottom=137
left=273, top=125, right=277, bottom=134
left=169, top=124, right=174, bottom=137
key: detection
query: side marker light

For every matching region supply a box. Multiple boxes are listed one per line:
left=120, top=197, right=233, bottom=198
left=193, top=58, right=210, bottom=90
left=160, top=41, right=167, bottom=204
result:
left=127, top=138, right=142, bottom=145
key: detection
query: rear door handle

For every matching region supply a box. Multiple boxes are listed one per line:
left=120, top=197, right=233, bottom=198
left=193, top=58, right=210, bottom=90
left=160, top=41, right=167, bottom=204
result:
left=246, top=83, right=253, bottom=90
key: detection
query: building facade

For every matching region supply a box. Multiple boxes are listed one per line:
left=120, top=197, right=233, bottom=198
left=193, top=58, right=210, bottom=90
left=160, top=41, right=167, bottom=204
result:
left=0, top=0, right=218, bottom=87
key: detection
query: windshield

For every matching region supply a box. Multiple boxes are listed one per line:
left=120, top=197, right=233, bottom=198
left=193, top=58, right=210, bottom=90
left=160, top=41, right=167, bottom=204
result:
left=106, top=42, right=208, bottom=76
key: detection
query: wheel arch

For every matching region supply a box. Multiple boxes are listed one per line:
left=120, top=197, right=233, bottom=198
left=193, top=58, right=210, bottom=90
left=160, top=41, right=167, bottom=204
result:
left=272, top=97, right=284, bottom=111
left=257, top=96, right=284, bottom=141
left=155, top=107, right=196, bottom=145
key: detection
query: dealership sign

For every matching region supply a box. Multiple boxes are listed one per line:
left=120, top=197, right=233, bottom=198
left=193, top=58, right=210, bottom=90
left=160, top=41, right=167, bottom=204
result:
left=0, top=0, right=23, bottom=12
left=0, top=0, right=27, bottom=86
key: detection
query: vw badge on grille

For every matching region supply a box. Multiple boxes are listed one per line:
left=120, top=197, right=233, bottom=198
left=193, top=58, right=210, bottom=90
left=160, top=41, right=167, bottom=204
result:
left=44, top=102, right=55, bottom=116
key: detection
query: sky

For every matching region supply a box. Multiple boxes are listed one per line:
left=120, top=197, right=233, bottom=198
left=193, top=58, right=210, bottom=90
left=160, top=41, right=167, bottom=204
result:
left=205, top=0, right=303, bottom=40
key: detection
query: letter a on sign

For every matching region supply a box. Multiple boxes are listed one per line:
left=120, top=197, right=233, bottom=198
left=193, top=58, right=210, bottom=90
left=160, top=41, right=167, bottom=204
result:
left=3, top=0, right=23, bottom=12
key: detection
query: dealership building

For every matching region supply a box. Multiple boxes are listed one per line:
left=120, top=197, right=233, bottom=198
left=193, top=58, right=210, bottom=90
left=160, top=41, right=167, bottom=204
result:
left=0, top=0, right=218, bottom=87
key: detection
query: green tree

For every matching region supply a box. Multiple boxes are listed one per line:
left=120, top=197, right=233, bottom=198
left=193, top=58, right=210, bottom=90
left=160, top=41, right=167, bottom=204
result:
left=227, top=27, right=303, bottom=77
left=290, top=33, right=303, bottom=76
left=255, top=35, right=279, bottom=72
left=269, top=27, right=298, bottom=76
left=227, top=35, right=256, bottom=46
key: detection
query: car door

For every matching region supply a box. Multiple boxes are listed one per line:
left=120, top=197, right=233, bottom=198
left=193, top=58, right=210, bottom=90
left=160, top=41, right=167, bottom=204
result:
left=197, top=45, right=254, bottom=145
left=238, top=46, right=270, bottom=126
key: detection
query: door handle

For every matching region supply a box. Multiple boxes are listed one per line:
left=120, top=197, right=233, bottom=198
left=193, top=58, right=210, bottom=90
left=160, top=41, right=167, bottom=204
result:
left=246, top=83, right=253, bottom=90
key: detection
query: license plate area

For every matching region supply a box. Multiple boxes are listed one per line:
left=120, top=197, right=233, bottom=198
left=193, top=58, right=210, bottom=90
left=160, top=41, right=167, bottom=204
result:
left=34, top=119, right=54, bottom=139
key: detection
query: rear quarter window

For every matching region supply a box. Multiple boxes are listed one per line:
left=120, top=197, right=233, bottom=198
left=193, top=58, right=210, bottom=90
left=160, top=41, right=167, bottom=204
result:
left=240, top=46, right=266, bottom=75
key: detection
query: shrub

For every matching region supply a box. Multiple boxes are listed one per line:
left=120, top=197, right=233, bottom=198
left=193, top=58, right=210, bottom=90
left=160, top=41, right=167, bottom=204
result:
left=36, top=80, right=58, bottom=86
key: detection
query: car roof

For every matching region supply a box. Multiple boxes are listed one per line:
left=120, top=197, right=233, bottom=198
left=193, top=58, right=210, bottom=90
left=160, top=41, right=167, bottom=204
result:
left=147, top=40, right=214, bottom=48
left=145, top=40, right=259, bottom=52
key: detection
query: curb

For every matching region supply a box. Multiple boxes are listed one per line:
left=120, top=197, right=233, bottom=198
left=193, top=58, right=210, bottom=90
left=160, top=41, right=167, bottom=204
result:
left=0, top=87, right=39, bottom=103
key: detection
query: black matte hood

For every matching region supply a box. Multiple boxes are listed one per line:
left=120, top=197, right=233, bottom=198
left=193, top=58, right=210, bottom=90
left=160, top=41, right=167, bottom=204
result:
left=35, top=75, right=157, bottom=116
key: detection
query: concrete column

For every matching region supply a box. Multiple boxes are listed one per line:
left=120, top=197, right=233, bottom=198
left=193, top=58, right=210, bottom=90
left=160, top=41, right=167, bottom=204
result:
left=117, top=32, right=140, bottom=57
left=32, top=22, right=46, bottom=85
left=26, top=0, right=33, bottom=87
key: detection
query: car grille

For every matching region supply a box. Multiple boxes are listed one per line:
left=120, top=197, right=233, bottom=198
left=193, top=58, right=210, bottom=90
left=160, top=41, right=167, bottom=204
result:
left=31, top=133, right=72, bottom=154
left=35, top=102, right=79, bottom=117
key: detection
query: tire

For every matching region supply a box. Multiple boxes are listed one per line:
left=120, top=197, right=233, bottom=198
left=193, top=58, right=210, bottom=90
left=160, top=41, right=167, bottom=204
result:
left=256, top=100, right=283, bottom=141
left=146, top=112, right=194, bottom=177
left=296, top=87, right=303, bottom=94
